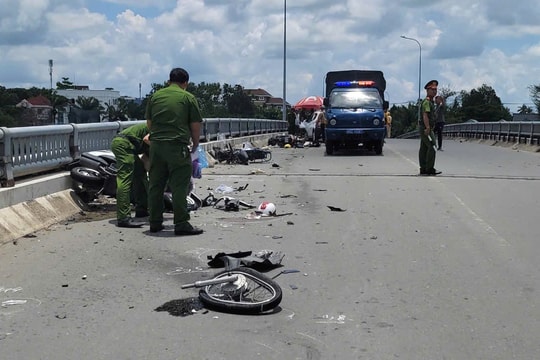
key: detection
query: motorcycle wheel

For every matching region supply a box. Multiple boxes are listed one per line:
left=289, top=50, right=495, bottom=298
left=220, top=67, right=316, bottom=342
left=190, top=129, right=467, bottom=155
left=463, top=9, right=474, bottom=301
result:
left=70, top=167, right=104, bottom=186
left=198, top=267, right=282, bottom=314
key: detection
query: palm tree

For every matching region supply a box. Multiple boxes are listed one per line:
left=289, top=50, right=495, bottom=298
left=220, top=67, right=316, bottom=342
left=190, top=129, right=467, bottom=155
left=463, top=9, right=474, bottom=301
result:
left=517, top=104, right=533, bottom=114
left=76, top=96, right=101, bottom=110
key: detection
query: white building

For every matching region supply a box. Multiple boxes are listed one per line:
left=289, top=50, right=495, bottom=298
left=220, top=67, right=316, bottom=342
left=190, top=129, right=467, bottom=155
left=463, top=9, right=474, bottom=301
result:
left=55, top=88, right=121, bottom=107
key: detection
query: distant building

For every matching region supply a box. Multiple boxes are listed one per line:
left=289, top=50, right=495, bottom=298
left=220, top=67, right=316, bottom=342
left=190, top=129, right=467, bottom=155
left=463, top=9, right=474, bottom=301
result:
left=55, top=87, right=138, bottom=123
left=244, top=88, right=290, bottom=109
left=56, top=88, right=121, bottom=107
left=512, top=113, right=540, bottom=122
left=15, top=95, right=53, bottom=126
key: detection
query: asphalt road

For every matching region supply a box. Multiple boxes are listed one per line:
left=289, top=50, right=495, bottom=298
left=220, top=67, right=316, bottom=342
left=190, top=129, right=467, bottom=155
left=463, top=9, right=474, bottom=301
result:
left=1, top=138, right=540, bottom=360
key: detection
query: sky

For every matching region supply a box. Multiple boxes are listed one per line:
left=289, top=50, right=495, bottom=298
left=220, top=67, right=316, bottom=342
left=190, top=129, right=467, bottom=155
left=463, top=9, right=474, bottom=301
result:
left=1, top=0, right=540, bottom=112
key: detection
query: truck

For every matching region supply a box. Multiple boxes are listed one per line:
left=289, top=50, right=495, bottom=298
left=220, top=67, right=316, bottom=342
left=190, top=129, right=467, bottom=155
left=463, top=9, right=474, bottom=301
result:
left=323, top=70, right=387, bottom=155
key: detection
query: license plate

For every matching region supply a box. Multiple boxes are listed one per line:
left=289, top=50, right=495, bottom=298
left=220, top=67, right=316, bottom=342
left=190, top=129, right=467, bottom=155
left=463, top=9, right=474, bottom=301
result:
left=346, top=129, right=362, bottom=134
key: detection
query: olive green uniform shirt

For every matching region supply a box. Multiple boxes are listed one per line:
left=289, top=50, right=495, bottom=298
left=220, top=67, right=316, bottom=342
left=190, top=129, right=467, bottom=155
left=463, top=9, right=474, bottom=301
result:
left=145, top=84, right=203, bottom=143
left=419, top=97, right=435, bottom=129
left=118, top=122, right=149, bottom=154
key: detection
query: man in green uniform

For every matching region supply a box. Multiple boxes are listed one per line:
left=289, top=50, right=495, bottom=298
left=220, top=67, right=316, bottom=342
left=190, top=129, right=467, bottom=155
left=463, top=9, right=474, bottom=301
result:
left=418, top=80, right=442, bottom=176
left=111, top=122, right=150, bottom=228
left=145, top=68, right=203, bottom=236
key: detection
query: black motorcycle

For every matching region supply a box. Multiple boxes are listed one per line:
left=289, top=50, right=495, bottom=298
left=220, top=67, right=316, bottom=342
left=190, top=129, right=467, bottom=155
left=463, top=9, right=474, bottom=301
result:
left=69, top=150, right=201, bottom=211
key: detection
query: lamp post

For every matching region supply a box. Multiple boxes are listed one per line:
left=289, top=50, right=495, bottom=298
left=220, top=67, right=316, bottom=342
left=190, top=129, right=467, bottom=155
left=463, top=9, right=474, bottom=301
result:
left=400, top=35, right=422, bottom=121
left=282, top=0, right=287, bottom=122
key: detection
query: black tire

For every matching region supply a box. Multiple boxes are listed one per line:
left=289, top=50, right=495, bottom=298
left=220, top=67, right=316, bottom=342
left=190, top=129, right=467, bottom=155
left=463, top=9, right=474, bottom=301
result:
left=198, top=267, right=282, bottom=314
left=325, top=141, right=334, bottom=155
left=374, top=140, right=383, bottom=155
left=70, top=167, right=104, bottom=186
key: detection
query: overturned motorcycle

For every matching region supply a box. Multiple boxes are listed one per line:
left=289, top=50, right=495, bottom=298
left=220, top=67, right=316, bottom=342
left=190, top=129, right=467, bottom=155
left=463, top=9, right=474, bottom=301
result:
left=69, top=150, right=202, bottom=211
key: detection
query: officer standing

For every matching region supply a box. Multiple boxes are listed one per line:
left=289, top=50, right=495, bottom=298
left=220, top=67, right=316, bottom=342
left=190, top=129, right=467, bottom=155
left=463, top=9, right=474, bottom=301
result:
left=111, top=122, right=149, bottom=228
left=145, top=68, right=204, bottom=236
left=418, top=80, right=442, bottom=176
left=434, top=95, right=446, bottom=150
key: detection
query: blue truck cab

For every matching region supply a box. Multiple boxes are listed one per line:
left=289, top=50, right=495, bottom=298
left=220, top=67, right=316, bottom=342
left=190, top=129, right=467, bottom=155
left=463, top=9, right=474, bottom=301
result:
left=323, top=70, right=386, bottom=155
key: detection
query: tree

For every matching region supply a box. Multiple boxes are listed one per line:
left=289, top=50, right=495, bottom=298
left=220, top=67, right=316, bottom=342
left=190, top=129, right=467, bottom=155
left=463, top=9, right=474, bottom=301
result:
left=517, top=104, right=533, bottom=114
left=71, top=96, right=102, bottom=123
left=76, top=96, right=101, bottom=110
left=528, top=84, right=540, bottom=114
left=222, top=83, right=254, bottom=117
left=44, top=90, right=69, bottom=123
left=0, top=108, right=16, bottom=127
left=388, top=103, right=418, bottom=135
left=56, top=77, right=75, bottom=90
left=188, top=82, right=225, bottom=117
left=459, top=84, right=511, bottom=122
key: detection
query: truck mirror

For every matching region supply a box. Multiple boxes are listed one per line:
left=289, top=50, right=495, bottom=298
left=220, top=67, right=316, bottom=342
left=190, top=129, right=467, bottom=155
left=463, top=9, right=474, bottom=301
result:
left=323, top=98, right=329, bottom=107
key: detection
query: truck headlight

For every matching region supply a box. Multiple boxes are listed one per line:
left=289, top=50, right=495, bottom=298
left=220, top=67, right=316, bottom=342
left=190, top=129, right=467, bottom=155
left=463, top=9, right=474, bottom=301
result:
left=373, top=118, right=380, bottom=126
left=330, top=118, right=337, bottom=125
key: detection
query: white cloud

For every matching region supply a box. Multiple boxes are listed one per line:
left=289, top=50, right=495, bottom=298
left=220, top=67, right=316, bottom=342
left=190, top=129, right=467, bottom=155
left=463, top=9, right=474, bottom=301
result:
left=0, top=0, right=539, bottom=108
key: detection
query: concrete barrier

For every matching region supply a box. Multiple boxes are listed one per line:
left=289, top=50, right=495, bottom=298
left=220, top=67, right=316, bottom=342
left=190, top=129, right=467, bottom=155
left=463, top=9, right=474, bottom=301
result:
left=0, top=189, right=83, bottom=245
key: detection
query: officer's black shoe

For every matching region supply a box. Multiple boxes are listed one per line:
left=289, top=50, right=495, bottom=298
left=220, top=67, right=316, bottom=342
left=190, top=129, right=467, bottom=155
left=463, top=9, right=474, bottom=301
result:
left=419, top=168, right=428, bottom=176
left=426, top=169, right=442, bottom=176
left=174, top=223, right=203, bottom=236
left=135, top=210, right=149, bottom=217
left=117, top=218, right=145, bottom=228
left=149, top=224, right=164, bottom=233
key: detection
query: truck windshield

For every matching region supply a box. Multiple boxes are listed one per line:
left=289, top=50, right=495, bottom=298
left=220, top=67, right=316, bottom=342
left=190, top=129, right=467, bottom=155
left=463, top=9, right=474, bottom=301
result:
left=329, top=90, right=381, bottom=109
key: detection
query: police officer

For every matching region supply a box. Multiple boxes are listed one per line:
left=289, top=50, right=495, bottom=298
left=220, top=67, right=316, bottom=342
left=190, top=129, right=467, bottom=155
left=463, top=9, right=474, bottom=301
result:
left=145, top=68, right=203, bottom=236
left=111, top=122, right=149, bottom=228
left=419, top=80, right=442, bottom=176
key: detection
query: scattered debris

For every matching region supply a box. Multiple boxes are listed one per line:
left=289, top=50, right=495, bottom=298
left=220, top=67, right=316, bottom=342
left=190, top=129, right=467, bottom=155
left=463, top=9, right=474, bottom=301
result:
left=155, top=297, right=205, bottom=317
left=327, top=206, right=346, bottom=212
left=207, top=250, right=285, bottom=271
left=213, top=196, right=255, bottom=212
left=235, top=184, right=249, bottom=191
left=215, top=184, right=234, bottom=194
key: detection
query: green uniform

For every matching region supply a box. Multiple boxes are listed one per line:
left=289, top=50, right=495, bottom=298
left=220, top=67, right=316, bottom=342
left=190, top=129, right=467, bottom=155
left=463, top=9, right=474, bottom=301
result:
left=145, top=84, right=203, bottom=231
left=111, top=123, right=149, bottom=221
left=418, top=97, right=437, bottom=173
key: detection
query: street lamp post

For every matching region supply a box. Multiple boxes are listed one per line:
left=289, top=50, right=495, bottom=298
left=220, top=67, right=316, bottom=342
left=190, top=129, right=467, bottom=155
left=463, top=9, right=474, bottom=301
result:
left=282, top=0, right=287, bottom=122
left=400, top=35, right=422, bottom=121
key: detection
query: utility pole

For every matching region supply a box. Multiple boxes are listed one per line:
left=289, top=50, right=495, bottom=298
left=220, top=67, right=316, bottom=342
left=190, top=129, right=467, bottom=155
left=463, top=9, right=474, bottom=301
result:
left=282, top=0, right=287, bottom=123
left=48, top=59, right=53, bottom=90
left=400, top=36, right=422, bottom=122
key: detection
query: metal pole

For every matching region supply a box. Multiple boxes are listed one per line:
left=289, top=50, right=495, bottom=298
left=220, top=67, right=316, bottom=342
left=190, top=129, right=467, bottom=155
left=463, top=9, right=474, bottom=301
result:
left=48, top=59, right=53, bottom=90
left=400, top=36, right=422, bottom=121
left=282, top=0, right=287, bottom=123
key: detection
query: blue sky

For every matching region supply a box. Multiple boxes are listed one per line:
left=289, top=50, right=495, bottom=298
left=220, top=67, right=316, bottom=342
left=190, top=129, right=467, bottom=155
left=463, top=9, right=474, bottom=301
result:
left=1, top=0, right=540, bottom=111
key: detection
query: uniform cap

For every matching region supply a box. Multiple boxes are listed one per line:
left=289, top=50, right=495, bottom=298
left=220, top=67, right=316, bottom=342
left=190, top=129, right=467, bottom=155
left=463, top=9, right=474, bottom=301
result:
left=424, top=80, right=438, bottom=90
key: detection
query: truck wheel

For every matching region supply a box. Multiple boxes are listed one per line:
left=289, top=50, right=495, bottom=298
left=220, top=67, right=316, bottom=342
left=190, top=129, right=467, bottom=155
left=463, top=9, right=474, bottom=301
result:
left=325, top=141, right=334, bottom=155
left=374, top=140, right=383, bottom=155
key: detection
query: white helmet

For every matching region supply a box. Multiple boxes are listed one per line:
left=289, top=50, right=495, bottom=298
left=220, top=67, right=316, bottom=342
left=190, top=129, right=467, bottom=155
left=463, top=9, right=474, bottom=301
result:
left=257, top=202, right=276, bottom=216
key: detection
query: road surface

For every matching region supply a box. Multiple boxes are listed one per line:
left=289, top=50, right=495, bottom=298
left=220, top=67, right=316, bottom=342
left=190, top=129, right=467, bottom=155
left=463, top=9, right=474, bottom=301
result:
left=1, top=138, right=540, bottom=359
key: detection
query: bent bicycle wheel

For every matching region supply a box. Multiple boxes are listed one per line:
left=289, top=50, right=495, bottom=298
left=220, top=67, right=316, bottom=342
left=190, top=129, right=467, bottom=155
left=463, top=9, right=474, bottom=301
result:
left=198, top=267, right=282, bottom=314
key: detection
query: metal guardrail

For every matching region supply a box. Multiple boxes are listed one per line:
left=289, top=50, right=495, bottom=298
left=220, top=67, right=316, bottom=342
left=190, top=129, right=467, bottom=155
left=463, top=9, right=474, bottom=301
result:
left=0, top=118, right=287, bottom=187
left=398, top=121, right=540, bottom=145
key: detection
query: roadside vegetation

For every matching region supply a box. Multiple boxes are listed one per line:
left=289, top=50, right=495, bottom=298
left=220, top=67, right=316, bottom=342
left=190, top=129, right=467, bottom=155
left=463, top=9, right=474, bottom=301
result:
left=2, top=80, right=540, bottom=138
